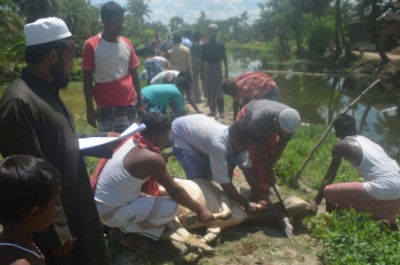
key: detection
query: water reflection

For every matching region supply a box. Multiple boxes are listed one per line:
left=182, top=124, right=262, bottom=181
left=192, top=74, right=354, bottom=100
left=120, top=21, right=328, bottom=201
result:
left=229, top=48, right=400, bottom=159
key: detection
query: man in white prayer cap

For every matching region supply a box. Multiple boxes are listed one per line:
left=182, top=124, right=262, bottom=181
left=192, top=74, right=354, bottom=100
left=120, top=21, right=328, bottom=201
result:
left=0, top=17, right=111, bottom=265
left=236, top=99, right=301, bottom=199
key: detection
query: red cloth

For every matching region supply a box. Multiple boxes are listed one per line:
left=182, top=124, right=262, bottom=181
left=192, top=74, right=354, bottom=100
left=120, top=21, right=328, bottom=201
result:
left=235, top=72, right=277, bottom=100
left=237, top=105, right=278, bottom=194
left=90, top=133, right=160, bottom=196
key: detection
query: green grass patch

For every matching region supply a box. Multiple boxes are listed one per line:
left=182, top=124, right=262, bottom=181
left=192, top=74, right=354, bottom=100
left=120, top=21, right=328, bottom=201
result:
left=307, top=209, right=400, bottom=265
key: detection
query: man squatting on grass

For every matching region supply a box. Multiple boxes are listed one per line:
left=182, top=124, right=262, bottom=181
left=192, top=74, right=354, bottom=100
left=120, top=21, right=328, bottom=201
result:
left=311, top=114, right=400, bottom=229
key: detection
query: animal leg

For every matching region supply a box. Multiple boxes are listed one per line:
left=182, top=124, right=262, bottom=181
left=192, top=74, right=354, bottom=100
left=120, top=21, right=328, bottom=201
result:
left=212, top=193, right=232, bottom=220
left=201, top=226, right=221, bottom=244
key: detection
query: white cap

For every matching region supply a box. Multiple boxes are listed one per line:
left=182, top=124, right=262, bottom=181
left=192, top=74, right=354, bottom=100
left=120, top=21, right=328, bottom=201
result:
left=208, top=23, right=218, bottom=30
left=278, top=108, right=300, bottom=133
left=24, top=17, right=72, bottom=46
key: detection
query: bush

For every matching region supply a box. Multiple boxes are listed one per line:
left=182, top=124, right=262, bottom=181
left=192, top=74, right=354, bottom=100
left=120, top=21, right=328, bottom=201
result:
left=307, top=209, right=400, bottom=265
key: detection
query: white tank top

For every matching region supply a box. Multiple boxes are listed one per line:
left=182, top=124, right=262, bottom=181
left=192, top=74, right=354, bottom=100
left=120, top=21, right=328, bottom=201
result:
left=94, top=140, right=149, bottom=207
left=352, top=135, right=400, bottom=200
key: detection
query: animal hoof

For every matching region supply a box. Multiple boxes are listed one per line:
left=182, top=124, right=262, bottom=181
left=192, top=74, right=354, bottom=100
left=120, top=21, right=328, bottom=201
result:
left=280, top=217, right=293, bottom=238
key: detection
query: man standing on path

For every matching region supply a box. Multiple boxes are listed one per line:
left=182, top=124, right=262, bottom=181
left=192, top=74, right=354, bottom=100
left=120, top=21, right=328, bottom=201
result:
left=201, top=23, right=228, bottom=118
left=190, top=31, right=203, bottom=103
left=82, top=1, right=144, bottom=133
left=169, top=32, right=193, bottom=78
left=0, top=17, right=110, bottom=264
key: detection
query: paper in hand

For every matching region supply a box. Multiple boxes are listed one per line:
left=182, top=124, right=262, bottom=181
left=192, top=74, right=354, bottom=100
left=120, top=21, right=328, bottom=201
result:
left=79, top=123, right=146, bottom=150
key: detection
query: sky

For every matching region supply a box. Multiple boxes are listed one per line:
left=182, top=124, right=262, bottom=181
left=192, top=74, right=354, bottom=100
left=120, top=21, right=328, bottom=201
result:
left=90, top=0, right=262, bottom=25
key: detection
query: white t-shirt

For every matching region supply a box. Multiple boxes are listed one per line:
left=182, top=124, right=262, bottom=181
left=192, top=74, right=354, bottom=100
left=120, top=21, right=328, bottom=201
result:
left=170, top=114, right=251, bottom=184
left=353, top=135, right=400, bottom=200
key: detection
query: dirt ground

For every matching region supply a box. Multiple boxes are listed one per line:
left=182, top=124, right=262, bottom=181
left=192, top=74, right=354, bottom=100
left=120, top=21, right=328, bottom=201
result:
left=110, top=101, right=323, bottom=265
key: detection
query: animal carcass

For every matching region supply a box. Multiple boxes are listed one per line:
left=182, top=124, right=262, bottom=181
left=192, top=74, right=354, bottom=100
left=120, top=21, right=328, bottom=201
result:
left=174, top=178, right=315, bottom=244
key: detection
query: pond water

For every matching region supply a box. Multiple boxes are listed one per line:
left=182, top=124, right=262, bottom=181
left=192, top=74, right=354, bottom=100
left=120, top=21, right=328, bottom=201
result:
left=229, top=48, right=400, bottom=160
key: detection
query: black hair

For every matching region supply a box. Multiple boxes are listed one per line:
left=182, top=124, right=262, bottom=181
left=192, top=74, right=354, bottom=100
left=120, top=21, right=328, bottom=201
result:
left=140, top=112, right=171, bottom=138
left=101, top=1, right=125, bottom=21
left=192, top=31, right=201, bottom=42
left=172, top=32, right=182, bottom=44
left=0, top=155, right=62, bottom=225
left=177, top=70, right=192, bottom=81
left=229, top=119, right=252, bottom=145
left=222, top=80, right=236, bottom=96
left=175, top=75, right=191, bottom=91
left=333, top=114, right=358, bottom=139
left=25, top=38, right=72, bottom=63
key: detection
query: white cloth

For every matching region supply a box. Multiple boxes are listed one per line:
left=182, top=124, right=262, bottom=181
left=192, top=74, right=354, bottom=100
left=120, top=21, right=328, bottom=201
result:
left=150, top=70, right=180, bottom=84
left=170, top=114, right=251, bottom=184
left=351, top=135, right=400, bottom=200
left=94, top=140, right=178, bottom=240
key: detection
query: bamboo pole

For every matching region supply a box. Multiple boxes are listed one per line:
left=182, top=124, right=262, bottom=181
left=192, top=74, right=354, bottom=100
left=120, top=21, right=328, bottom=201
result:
left=292, top=78, right=381, bottom=185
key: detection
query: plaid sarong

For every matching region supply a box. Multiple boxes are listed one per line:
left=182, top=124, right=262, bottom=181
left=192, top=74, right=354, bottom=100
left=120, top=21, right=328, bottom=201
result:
left=324, top=182, right=400, bottom=224
left=97, top=105, right=136, bottom=133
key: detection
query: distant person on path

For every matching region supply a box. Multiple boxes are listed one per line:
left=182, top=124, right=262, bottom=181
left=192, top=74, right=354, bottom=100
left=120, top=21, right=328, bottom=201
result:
left=94, top=112, right=215, bottom=241
left=169, top=32, right=192, bottom=78
left=190, top=31, right=203, bottom=103
left=311, top=114, right=400, bottom=229
left=0, top=17, right=111, bottom=264
left=150, top=70, right=202, bottom=114
left=150, top=70, right=180, bottom=85
left=0, top=155, right=61, bottom=265
left=143, top=50, right=170, bottom=84
left=201, top=23, right=228, bottom=118
left=170, top=114, right=266, bottom=215
left=142, top=73, right=201, bottom=116
left=82, top=1, right=144, bottom=133
left=236, top=99, right=301, bottom=198
left=223, top=71, right=280, bottom=120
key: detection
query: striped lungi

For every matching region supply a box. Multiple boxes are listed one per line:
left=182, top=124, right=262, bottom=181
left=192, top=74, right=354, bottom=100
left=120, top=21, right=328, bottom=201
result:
left=97, top=105, right=136, bottom=133
left=324, top=182, right=400, bottom=224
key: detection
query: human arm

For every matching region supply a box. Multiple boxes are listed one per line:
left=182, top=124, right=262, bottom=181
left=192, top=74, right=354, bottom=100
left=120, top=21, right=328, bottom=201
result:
left=185, top=90, right=202, bottom=113
left=148, top=153, right=215, bottom=223
left=130, top=68, right=146, bottom=116
left=223, top=45, right=228, bottom=81
left=312, top=143, right=343, bottom=207
left=83, top=70, right=97, bottom=128
left=232, top=99, right=240, bottom=121
left=271, top=134, right=292, bottom=166
left=219, top=182, right=259, bottom=215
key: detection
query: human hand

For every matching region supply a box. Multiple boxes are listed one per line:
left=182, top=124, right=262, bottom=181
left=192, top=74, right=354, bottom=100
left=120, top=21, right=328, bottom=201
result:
left=51, top=237, right=76, bottom=257
left=197, top=208, right=215, bottom=223
left=309, top=201, right=318, bottom=214
left=256, top=200, right=268, bottom=210
left=267, top=173, right=277, bottom=186
left=87, top=109, right=97, bottom=128
left=106, top=131, right=121, bottom=150
left=245, top=202, right=259, bottom=215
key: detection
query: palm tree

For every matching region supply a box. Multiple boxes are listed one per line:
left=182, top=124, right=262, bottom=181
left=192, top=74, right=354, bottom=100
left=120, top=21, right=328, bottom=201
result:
left=126, top=0, right=152, bottom=30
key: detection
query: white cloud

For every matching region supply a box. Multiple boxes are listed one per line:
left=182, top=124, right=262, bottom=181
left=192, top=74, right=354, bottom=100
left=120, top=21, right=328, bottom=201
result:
left=90, top=0, right=261, bottom=25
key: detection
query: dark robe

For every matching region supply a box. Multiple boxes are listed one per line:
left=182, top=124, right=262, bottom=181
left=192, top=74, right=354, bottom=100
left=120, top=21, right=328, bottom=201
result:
left=0, top=70, right=110, bottom=265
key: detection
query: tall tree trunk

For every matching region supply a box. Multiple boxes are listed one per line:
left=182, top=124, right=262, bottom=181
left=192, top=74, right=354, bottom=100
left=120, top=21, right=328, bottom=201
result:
left=334, top=0, right=342, bottom=60
left=371, top=0, right=390, bottom=64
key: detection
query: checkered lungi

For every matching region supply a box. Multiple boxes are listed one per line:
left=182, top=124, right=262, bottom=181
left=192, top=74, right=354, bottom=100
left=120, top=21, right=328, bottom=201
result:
left=324, top=182, right=400, bottom=224
left=97, top=105, right=136, bottom=133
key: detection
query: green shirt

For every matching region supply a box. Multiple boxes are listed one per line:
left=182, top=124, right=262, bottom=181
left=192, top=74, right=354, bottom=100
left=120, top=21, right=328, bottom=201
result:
left=142, top=84, right=186, bottom=114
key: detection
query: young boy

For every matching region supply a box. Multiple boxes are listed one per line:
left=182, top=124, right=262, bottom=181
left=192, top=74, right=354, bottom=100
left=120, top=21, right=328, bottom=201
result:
left=0, top=155, right=62, bottom=265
